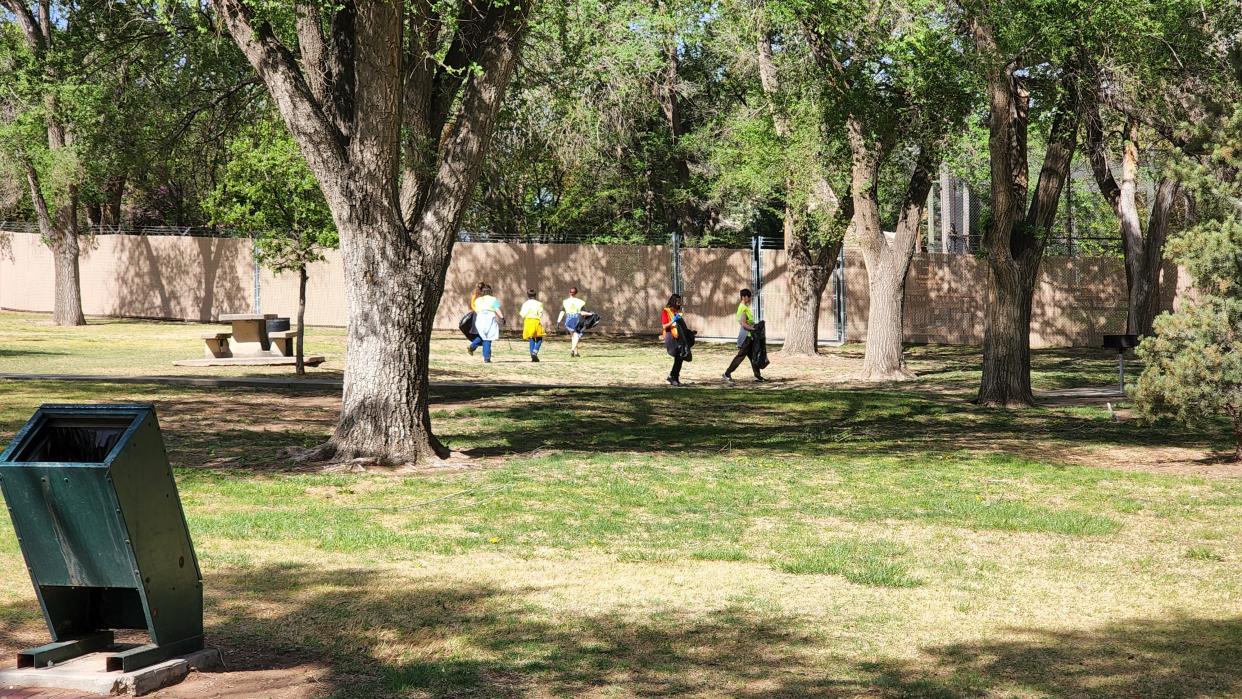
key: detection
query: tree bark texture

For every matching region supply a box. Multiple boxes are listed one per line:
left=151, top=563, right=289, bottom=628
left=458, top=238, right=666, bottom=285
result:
left=756, top=27, right=848, bottom=355
left=3, top=0, right=86, bottom=326
left=783, top=228, right=841, bottom=354
left=1085, top=103, right=1181, bottom=336
left=972, top=17, right=1079, bottom=407
left=215, top=0, right=531, bottom=463
left=847, top=118, right=938, bottom=381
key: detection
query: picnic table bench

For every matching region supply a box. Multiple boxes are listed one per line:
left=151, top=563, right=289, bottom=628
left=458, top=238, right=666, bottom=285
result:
left=180, top=313, right=324, bottom=367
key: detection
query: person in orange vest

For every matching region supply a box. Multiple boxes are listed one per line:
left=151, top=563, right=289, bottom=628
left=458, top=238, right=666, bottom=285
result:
left=660, top=293, right=687, bottom=386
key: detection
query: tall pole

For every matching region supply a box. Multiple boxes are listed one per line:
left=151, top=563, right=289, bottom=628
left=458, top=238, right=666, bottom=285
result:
left=939, top=166, right=951, bottom=252
left=671, top=230, right=683, bottom=296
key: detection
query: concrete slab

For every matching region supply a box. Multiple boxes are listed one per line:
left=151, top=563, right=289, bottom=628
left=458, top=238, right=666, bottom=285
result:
left=1035, top=385, right=1126, bottom=406
left=0, top=648, right=222, bottom=697
left=171, top=356, right=325, bottom=367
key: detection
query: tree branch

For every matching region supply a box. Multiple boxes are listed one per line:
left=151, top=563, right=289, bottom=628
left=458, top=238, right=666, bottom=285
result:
left=211, top=0, right=348, bottom=185
left=1024, top=65, right=1081, bottom=234
left=1083, top=87, right=1121, bottom=209
left=410, top=0, right=532, bottom=254
left=0, top=0, right=45, bottom=52
left=893, top=146, right=939, bottom=252
left=295, top=2, right=330, bottom=104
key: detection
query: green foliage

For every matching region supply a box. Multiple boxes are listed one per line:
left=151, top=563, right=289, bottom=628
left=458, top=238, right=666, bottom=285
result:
left=206, top=119, right=337, bottom=273
left=464, top=0, right=750, bottom=246
left=1134, top=112, right=1242, bottom=458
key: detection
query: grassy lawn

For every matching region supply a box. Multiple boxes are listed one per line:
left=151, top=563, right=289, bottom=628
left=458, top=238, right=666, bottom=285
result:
left=0, top=310, right=1121, bottom=390
left=0, top=312, right=1239, bottom=697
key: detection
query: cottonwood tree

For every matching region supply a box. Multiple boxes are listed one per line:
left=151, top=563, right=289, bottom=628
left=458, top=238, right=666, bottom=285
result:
left=0, top=0, right=85, bottom=325
left=966, top=1, right=1083, bottom=406
left=753, top=15, right=850, bottom=356
left=793, top=0, right=970, bottom=378
left=1083, top=105, right=1180, bottom=337
left=210, top=0, right=532, bottom=463
left=1081, top=1, right=1238, bottom=336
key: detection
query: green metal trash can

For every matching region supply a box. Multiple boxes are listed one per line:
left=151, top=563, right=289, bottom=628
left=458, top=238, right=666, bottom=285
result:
left=0, top=404, right=203, bottom=672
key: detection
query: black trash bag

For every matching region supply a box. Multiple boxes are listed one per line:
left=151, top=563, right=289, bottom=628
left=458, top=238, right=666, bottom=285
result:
left=748, top=320, right=770, bottom=370
left=579, top=313, right=602, bottom=332
left=676, top=316, right=696, bottom=362
left=459, top=311, right=478, bottom=340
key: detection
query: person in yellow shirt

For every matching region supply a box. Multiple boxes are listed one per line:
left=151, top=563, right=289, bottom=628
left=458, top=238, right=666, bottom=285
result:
left=519, top=290, right=546, bottom=363
left=723, top=288, right=766, bottom=383
left=556, top=286, right=595, bottom=357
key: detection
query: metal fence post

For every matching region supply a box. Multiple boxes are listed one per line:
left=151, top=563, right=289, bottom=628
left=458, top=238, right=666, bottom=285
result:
left=251, top=233, right=261, bottom=314
left=834, top=246, right=847, bottom=343
left=751, top=235, right=764, bottom=321
left=671, top=230, right=683, bottom=296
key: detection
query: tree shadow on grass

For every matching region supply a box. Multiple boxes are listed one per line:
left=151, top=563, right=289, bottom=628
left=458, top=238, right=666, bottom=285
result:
left=0, top=348, right=69, bottom=358
left=439, top=385, right=1229, bottom=461
left=200, top=563, right=852, bottom=698
left=872, top=615, right=1242, bottom=699
left=0, top=564, right=1238, bottom=697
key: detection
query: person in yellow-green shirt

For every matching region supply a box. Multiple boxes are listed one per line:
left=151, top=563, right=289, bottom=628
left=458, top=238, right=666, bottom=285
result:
left=556, top=286, right=595, bottom=357
left=723, top=288, right=766, bottom=383
left=519, top=289, right=546, bottom=362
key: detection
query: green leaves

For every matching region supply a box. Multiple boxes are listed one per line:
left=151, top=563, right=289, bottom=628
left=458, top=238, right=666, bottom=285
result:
left=205, top=118, right=336, bottom=273
left=1134, top=106, right=1242, bottom=455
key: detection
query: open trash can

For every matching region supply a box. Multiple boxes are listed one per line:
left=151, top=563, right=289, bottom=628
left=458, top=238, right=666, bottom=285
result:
left=0, top=404, right=202, bottom=672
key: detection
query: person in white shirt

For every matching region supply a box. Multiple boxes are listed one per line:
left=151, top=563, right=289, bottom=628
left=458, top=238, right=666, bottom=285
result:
left=519, top=290, right=546, bottom=363
left=470, top=284, right=503, bottom=363
left=556, top=286, right=595, bottom=357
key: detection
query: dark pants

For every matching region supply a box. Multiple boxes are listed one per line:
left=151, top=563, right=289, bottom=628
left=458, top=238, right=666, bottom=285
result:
left=669, top=354, right=684, bottom=380
left=726, top=337, right=760, bottom=378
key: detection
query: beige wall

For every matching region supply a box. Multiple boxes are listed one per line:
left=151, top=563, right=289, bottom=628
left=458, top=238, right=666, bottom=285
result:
left=0, top=231, right=1168, bottom=348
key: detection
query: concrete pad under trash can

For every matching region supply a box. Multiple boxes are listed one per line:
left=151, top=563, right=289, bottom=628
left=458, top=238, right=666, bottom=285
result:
left=0, top=646, right=221, bottom=696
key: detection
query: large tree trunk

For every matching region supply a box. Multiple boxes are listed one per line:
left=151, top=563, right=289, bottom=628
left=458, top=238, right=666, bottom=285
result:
left=1135, top=178, right=1179, bottom=335
left=782, top=229, right=838, bottom=355
left=1085, top=104, right=1182, bottom=337
left=23, top=158, right=85, bottom=326
left=755, top=27, right=846, bottom=355
left=51, top=230, right=85, bottom=326
left=332, top=218, right=447, bottom=462
left=861, top=273, right=909, bottom=379
left=215, top=0, right=528, bottom=465
left=859, top=140, right=933, bottom=377
left=978, top=255, right=1038, bottom=405
left=971, top=17, right=1078, bottom=407
left=846, top=115, right=936, bottom=381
